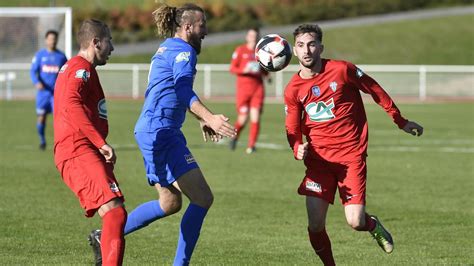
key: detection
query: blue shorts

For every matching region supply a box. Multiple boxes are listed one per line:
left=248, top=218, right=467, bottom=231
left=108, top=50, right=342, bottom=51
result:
left=36, top=90, right=54, bottom=115
left=135, top=129, right=199, bottom=187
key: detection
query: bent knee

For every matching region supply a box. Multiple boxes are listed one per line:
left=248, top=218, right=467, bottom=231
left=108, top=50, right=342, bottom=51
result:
left=193, top=191, right=214, bottom=209
left=347, top=219, right=366, bottom=231
left=160, top=196, right=182, bottom=215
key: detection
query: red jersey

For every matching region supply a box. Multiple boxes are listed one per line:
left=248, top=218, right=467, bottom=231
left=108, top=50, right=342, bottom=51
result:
left=230, top=44, right=267, bottom=87
left=284, top=59, right=407, bottom=162
left=53, top=56, right=108, bottom=165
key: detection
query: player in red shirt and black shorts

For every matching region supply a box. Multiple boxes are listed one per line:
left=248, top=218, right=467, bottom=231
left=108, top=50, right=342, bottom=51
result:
left=284, top=24, right=423, bottom=265
left=230, top=27, right=270, bottom=154
left=53, top=19, right=126, bottom=266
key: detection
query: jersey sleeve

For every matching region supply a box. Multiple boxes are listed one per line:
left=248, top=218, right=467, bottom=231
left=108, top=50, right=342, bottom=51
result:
left=30, top=52, right=41, bottom=86
left=346, top=63, right=408, bottom=129
left=284, top=84, right=303, bottom=159
left=63, top=66, right=106, bottom=148
left=172, top=49, right=199, bottom=108
left=229, top=47, right=242, bottom=75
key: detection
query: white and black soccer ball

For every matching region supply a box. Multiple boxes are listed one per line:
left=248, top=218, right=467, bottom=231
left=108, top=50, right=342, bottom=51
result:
left=255, top=34, right=292, bottom=72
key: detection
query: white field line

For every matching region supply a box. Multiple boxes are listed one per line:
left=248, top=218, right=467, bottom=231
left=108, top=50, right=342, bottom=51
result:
left=14, top=141, right=474, bottom=153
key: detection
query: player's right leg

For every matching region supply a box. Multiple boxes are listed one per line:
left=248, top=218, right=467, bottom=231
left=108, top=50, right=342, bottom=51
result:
left=35, top=91, right=50, bottom=150
left=57, top=151, right=126, bottom=266
left=306, top=196, right=335, bottom=266
left=172, top=168, right=213, bottom=266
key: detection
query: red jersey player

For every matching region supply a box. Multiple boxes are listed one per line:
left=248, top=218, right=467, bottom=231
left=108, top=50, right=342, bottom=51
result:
left=53, top=19, right=126, bottom=266
left=284, top=24, right=423, bottom=265
left=230, top=28, right=270, bottom=154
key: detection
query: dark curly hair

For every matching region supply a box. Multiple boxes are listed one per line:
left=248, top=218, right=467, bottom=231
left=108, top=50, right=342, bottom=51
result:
left=293, top=24, right=323, bottom=43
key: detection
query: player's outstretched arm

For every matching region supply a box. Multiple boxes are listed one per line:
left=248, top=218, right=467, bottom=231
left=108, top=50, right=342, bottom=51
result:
left=190, top=100, right=236, bottom=139
left=402, top=121, right=424, bottom=136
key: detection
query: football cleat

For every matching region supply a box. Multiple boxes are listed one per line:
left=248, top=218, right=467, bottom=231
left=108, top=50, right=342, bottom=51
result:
left=369, top=216, right=394, bottom=254
left=229, top=138, right=238, bottom=151
left=245, top=147, right=256, bottom=154
left=39, top=143, right=46, bottom=151
left=88, top=229, right=102, bottom=266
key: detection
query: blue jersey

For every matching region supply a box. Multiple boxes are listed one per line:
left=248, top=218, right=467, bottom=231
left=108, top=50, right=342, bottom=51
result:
left=30, top=48, right=67, bottom=92
left=135, top=38, right=199, bottom=133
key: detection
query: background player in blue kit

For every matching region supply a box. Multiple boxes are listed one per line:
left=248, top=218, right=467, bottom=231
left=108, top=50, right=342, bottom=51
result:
left=87, top=3, right=236, bottom=266
left=30, top=30, right=67, bottom=150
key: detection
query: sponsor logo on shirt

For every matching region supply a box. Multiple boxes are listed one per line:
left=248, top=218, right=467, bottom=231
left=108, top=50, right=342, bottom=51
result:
left=75, top=69, right=90, bottom=82
left=311, top=86, right=321, bottom=97
left=109, top=182, right=120, bottom=193
left=41, top=65, right=60, bottom=73
left=330, top=81, right=337, bottom=92
left=305, top=181, right=322, bottom=192
left=98, top=98, right=107, bottom=119
left=356, top=67, right=364, bottom=78
left=175, top=51, right=191, bottom=63
left=305, top=98, right=336, bottom=122
left=184, top=154, right=196, bottom=164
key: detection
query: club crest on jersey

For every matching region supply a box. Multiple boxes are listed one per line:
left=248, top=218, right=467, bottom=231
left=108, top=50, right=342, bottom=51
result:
left=175, top=51, right=190, bottom=63
left=329, top=81, right=337, bottom=92
left=305, top=180, right=322, bottom=192
left=356, top=67, right=364, bottom=78
left=75, top=69, right=90, bottom=82
left=311, top=86, right=321, bottom=97
left=98, top=99, right=107, bottom=119
left=305, top=98, right=336, bottom=122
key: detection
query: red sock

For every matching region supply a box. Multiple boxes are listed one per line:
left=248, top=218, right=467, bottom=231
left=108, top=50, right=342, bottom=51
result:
left=234, top=121, right=244, bottom=139
left=363, top=213, right=376, bottom=231
left=248, top=122, right=260, bottom=148
left=101, top=206, right=127, bottom=266
left=308, top=227, right=335, bottom=266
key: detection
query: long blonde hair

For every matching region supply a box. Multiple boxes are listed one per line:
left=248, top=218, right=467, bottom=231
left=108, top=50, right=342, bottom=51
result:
left=152, top=3, right=204, bottom=37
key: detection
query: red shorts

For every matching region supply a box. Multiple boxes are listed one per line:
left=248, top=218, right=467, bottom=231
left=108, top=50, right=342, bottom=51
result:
left=298, top=156, right=367, bottom=205
left=56, top=151, right=124, bottom=217
left=236, top=84, right=264, bottom=114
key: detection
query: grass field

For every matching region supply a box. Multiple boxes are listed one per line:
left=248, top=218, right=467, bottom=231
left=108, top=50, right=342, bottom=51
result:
left=110, top=14, right=474, bottom=65
left=0, top=100, right=473, bottom=265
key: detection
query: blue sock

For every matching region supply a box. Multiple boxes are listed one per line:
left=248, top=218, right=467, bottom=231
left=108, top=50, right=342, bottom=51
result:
left=124, top=200, right=166, bottom=235
left=36, top=122, right=46, bottom=145
left=173, top=204, right=208, bottom=266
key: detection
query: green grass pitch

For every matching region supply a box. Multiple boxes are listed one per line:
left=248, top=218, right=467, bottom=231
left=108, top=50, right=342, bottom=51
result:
left=0, top=100, right=473, bottom=265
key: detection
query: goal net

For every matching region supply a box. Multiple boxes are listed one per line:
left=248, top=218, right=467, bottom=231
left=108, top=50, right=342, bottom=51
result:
left=0, top=7, right=72, bottom=63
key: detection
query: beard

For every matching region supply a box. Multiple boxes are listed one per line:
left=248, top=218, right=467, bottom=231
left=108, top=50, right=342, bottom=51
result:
left=189, top=35, right=202, bottom=55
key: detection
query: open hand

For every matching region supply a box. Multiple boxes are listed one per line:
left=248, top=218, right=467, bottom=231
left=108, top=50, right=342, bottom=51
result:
left=200, top=120, right=222, bottom=142
left=207, top=114, right=236, bottom=138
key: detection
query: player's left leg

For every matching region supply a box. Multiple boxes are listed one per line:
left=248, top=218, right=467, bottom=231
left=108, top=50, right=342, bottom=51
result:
left=339, top=160, right=393, bottom=254
left=247, top=107, right=261, bottom=154
left=172, top=168, right=213, bottom=266
left=35, top=91, right=53, bottom=150
left=246, top=85, right=264, bottom=153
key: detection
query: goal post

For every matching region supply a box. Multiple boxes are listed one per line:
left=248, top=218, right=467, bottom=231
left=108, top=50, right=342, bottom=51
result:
left=0, top=7, right=72, bottom=63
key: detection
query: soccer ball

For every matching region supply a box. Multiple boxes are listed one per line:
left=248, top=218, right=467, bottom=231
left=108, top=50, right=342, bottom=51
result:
left=255, top=34, right=292, bottom=72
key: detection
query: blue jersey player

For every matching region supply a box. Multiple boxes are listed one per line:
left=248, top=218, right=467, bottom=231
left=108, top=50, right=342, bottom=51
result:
left=87, top=4, right=236, bottom=266
left=30, top=30, right=67, bottom=150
